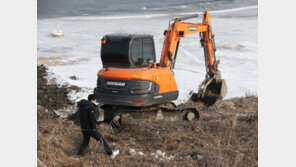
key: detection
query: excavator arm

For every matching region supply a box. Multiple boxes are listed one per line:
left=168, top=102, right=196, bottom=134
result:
left=160, top=11, right=227, bottom=104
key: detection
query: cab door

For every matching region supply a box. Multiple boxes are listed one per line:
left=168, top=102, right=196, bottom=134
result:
left=130, top=37, right=156, bottom=68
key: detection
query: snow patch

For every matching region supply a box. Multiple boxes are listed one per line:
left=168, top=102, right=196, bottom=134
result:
left=138, top=151, right=144, bottom=156
left=151, top=150, right=175, bottom=160
left=129, top=148, right=136, bottom=156
left=54, top=106, right=77, bottom=118
left=128, top=148, right=175, bottom=161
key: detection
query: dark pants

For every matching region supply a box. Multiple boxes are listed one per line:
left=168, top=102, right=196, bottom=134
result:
left=78, top=129, right=113, bottom=156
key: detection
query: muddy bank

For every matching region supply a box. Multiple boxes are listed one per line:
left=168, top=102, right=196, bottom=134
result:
left=37, top=65, right=81, bottom=110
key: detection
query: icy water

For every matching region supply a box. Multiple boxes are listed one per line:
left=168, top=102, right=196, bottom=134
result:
left=37, top=0, right=257, bottom=104
left=38, top=0, right=257, bottom=18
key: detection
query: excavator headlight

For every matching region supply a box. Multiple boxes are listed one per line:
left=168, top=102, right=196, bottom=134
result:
left=130, top=80, right=152, bottom=94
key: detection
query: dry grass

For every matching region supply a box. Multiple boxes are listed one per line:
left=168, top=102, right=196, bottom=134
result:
left=37, top=96, right=258, bottom=167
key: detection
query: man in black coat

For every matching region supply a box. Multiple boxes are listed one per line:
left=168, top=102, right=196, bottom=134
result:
left=77, top=94, right=119, bottom=159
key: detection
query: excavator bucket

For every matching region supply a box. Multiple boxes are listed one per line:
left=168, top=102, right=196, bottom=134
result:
left=191, top=75, right=227, bottom=106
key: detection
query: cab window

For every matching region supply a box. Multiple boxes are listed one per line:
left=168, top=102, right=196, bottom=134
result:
left=131, top=39, right=143, bottom=67
left=143, top=38, right=154, bottom=66
left=131, top=38, right=155, bottom=68
left=101, top=39, right=130, bottom=68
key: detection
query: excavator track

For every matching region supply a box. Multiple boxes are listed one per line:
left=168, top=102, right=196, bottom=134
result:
left=99, top=103, right=200, bottom=129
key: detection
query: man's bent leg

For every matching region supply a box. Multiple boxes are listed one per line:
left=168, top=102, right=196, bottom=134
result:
left=90, top=130, right=113, bottom=156
left=100, top=136, right=113, bottom=156
left=78, top=130, right=90, bottom=155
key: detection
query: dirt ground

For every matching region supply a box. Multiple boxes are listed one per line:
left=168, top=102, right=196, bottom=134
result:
left=37, top=65, right=258, bottom=167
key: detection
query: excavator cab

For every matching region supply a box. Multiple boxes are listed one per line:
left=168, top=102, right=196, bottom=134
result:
left=101, top=35, right=156, bottom=69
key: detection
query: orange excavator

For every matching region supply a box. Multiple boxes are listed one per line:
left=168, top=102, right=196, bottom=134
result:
left=93, top=11, right=227, bottom=126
